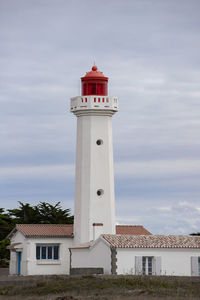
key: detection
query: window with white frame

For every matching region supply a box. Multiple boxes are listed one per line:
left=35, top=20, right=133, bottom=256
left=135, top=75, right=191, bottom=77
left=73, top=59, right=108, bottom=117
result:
left=142, top=256, right=153, bottom=275
left=36, top=245, right=59, bottom=260
left=135, top=256, right=161, bottom=275
left=191, top=256, right=200, bottom=276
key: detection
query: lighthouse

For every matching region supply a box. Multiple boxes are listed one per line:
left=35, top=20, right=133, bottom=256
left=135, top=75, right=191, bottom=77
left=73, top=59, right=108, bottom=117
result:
left=71, top=65, right=118, bottom=245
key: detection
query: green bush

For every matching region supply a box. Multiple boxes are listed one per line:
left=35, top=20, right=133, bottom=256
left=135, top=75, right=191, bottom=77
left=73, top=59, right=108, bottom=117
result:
left=0, top=239, right=10, bottom=261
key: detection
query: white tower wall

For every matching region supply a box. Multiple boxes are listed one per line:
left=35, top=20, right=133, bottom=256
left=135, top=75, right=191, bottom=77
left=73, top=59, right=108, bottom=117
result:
left=71, top=96, right=118, bottom=245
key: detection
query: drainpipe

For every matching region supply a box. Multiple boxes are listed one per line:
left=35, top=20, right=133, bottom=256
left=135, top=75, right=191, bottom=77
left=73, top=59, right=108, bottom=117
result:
left=69, top=249, right=72, bottom=275
left=111, top=247, right=117, bottom=274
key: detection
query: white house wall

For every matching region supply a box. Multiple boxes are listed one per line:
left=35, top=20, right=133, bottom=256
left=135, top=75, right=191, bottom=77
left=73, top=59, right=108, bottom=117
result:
left=26, top=237, right=74, bottom=275
left=71, top=240, right=111, bottom=274
left=9, top=231, right=26, bottom=275
left=116, top=248, right=200, bottom=276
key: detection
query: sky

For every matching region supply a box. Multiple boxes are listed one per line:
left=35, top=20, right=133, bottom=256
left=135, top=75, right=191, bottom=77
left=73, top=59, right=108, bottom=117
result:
left=1, top=0, right=200, bottom=235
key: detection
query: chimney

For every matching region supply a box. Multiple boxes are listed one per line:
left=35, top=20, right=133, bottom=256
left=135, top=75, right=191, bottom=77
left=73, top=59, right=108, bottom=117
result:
left=93, top=223, right=104, bottom=240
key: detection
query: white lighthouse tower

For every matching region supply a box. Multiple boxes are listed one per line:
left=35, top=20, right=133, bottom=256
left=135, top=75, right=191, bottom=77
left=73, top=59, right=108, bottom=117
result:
left=71, top=65, right=118, bottom=245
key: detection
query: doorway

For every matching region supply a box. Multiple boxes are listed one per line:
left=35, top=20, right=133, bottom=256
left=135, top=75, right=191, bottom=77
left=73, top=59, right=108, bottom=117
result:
left=17, top=252, right=22, bottom=275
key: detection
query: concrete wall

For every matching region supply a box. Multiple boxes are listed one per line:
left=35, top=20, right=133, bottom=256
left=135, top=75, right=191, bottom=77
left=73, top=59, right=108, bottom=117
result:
left=71, top=239, right=111, bottom=274
left=116, top=248, right=200, bottom=276
left=70, top=267, right=103, bottom=275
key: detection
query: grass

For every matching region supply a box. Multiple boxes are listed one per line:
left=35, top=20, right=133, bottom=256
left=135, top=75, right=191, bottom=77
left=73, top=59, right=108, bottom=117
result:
left=0, top=275, right=200, bottom=299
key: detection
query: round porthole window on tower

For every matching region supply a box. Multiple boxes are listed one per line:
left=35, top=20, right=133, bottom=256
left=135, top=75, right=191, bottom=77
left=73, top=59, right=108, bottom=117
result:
left=97, top=189, right=104, bottom=196
left=96, top=139, right=103, bottom=145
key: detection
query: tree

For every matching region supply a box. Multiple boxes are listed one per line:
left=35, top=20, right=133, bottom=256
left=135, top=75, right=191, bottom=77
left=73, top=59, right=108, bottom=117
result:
left=0, top=208, right=15, bottom=240
left=8, top=201, right=74, bottom=224
left=37, top=202, right=74, bottom=224
left=0, top=239, right=10, bottom=260
left=190, top=232, right=200, bottom=236
left=7, top=202, right=41, bottom=224
left=0, top=208, right=15, bottom=264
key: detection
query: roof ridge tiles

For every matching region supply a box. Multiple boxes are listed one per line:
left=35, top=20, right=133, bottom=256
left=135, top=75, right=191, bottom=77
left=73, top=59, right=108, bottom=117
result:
left=116, top=225, right=144, bottom=227
left=15, top=223, right=74, bottom=237
left=17, top=224, right=73, bottom=226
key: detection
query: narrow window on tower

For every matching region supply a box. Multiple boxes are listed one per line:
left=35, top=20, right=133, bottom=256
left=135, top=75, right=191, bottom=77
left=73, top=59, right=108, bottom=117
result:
left=97, top=189, right=104, bottom=196
left=96, top=139, right=103, bottom=145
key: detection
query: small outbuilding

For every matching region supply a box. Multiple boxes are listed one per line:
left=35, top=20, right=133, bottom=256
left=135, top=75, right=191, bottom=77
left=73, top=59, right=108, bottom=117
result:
left=7, top=224, right=74, bottom=275
left=70, top=234, right=200, bottom=276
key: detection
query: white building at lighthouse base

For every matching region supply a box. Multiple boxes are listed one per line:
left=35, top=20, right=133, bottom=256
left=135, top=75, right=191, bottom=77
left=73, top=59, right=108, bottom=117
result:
left=7, top=223, right=200, bottom=276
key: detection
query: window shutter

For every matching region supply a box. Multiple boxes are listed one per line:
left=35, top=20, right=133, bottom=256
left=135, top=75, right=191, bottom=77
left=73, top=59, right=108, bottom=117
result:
left=153, top=256, right=161, bottom=275
left=191, top=257, right=198, bottom=276
left=135, top=256, right=142, bottom=275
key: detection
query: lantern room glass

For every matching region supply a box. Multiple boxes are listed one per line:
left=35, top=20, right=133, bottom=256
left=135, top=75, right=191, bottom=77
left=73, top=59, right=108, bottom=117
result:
left=81, top=82, right=107, bottom=96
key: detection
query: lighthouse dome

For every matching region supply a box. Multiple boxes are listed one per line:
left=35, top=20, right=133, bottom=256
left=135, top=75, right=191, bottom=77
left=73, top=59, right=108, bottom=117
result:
left=83, top=65, right=107, bottom=78
left=81, top=65, right=108, bottom=96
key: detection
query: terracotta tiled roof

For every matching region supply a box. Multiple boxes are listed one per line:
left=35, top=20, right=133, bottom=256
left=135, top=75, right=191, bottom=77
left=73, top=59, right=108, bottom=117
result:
left=16, top=224, right=73, bottom=237
left=102, top=234, right=200, bottom=249
left=8, top=224, right=152, bottom=239
left=116, top=225, right=151, bottom=235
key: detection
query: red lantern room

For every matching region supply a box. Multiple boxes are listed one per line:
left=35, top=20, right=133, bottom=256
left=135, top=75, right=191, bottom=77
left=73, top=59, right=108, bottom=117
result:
left=81, top=65, right=108, bottom=96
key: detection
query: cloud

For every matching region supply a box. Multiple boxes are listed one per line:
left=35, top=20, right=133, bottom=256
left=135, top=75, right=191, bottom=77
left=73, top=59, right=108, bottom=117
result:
left=155, top=201, right=200, bottom=234
left=116, top=199, right=200, bottom=235
left=115, top=159, right=200, bottom=178
left=0, top=164, right=74, bottom=180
